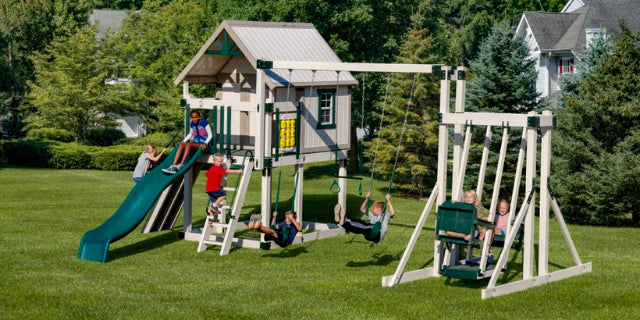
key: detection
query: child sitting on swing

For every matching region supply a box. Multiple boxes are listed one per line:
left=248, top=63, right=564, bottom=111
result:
left=247, top=211, right=302, bottom=248
left=333, top=192, right=396, bottom=244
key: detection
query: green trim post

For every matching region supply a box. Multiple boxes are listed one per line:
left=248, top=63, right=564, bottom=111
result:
left=184, top=105, right=190, bottom=136
left=226, top=106, right=231, bottom=154
left=208, top=110, right=216, bottom=152
left=274, top=108, right=280, bottom=161
left=256, top=60, right=273, bottom=69
left=212, top=106, right=218, bottom=152
left=219, top=106, right=225, bottom=152
left=295, top=104, right=301, bottom=159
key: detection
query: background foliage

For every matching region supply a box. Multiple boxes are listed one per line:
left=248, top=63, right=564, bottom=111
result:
left=1, top=0, right=638, bottom=226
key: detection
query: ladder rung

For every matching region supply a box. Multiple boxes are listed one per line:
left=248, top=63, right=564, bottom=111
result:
left=202, top=240, right=223, bottom=245
left=208, top=222, right=230, bottom=228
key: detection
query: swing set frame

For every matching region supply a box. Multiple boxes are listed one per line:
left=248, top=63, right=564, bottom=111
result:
left=380, top=67, right=592, bottom=298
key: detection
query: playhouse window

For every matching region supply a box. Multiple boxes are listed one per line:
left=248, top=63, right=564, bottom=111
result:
left=317, top=89, right=336, bottom=129
left=558, top=58, right=574, bottom=76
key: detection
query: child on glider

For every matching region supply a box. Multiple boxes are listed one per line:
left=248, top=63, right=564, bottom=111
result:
left=163, top=110, right=212, bottom=174
left=132, top=144, right=166, bottom=182
left=333, top=192, right=396, bottom=244
left=204, top=153, right=243, bottom=221
left=247, top=211, right=302, bottom=248
left=445, top=190, right=490, bottom=241
left=493, top=199, right=510, bottom=237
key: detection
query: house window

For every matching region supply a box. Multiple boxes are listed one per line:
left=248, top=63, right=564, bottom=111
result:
left=317, top=89, right=336, bottom=129
left=558, top=58, right=574, bottom=76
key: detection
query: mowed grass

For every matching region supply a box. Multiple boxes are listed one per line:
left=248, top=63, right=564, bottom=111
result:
left=1, top=163, right=639, bottom=319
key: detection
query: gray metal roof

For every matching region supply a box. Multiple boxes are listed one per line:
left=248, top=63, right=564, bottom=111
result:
left=174, top=20, right=357, bottom=88
left=89, top=9, right=129, bottom=39
left=521, top=0, right=640, bottom=54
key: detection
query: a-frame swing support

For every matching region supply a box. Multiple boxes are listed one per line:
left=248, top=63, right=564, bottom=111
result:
left=380, top=68, right=591, bottom=298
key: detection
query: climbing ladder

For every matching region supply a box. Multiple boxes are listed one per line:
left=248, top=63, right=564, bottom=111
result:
left=197, top=159, right=254, bottom=256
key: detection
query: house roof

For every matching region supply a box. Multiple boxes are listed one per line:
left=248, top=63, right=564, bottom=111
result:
left=89, top=9, right=129, bottom=39
left=520, top=0, right=640, bottom=54
left=174, top=20, right=357, bottom=88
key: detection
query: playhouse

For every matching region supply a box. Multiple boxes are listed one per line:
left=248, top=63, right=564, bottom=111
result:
left=160, top=20, right=361, bottom=254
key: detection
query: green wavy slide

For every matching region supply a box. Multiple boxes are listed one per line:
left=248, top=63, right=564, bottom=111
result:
left=78, top=147, right=203, bottom=263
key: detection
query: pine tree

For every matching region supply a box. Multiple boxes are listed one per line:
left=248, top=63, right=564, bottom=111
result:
left=463, top=22, right=539, bottom=203
left=466, top=22, right=539, bottom=113
left=553, top=22, right=640, bottom=226
left=366, top=10, right=441, bottom=196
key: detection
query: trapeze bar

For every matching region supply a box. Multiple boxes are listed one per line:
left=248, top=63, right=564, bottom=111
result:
left=269, top=60, right=442, bottom=74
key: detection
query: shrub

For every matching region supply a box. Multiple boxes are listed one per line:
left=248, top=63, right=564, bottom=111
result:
left=26, top=128, right=75, bottom=142
left=84, top=127, right=126, bottom=146
left=90, top=146, right=140, bottom=171
left=2, top=139, right=54, bottom=167
left=49, top=144, right=92, bottom=169
left=129, top=131, right=176, bottom=147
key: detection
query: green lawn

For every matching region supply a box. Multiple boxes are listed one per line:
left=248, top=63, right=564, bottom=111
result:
left=1, top=163, right=638, bottom=319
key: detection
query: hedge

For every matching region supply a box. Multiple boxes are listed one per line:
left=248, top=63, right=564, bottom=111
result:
left=26, top=128, right=75, bottom=143
left=1, top=139, right=153, bottom=171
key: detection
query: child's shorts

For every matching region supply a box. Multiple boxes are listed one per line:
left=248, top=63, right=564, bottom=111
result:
left=207, top=189, right=226, bottom=202
left=497, top=227, right=507, bottom=236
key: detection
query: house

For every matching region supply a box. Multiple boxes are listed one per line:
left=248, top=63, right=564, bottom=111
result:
left=89, top=9, right=143, bottom=138
left=516, top=0, right=640, bottom=98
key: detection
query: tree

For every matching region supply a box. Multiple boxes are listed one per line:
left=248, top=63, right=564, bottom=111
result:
left=553, top=22, right=640, bottom=226
left=367, top=8, right=442, bottom=196
left=466, top=22, right=539, bottom=113
left=104, top=0, right=215, bottom=132
left=26, top=25, right=131, bottom=140
left=1, top=0, right=91, bottom=137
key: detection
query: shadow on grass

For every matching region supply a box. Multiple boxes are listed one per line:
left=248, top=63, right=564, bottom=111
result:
left=261, top=246, right=309, bottom=258
left=346, top=251, right=404, bottom=268
left=109, top=230, right=181, bottom=262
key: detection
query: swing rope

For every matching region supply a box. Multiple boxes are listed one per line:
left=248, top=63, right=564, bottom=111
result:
left=386, top=74, right=417, bottom=197
left=371, top=74, right=417, bottom=218
left=330, top=71, right=342, bottom=194
left=357, top=73, right=366, bottom=196
left=273, top=169, right=283, bottom=212
left=365, top=75, right=391, bottom=210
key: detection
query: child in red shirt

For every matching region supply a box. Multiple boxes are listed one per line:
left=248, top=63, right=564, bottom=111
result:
left=205, top=153, right=242, bottom=221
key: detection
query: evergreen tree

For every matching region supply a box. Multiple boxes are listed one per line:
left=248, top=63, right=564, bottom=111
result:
left=367, top=9, right=441, bottom=196
left=553, top=22, right=640, bottom=226
left=466, top=22, right=539, bottom=113
left=26, top=25, right=131, bottom=140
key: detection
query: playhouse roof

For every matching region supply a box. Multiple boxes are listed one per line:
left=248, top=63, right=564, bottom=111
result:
left=174, top=20, right=357, bottom=88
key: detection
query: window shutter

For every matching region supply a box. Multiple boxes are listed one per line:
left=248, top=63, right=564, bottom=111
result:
left=558, top=60, right=563, bottom=75
left=569, top=59, right=574, bottom=73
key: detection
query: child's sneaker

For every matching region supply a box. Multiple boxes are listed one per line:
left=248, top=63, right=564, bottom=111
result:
left=162, top=165, right=179, bottom=174
left=209, top=205, right=220, bottom=215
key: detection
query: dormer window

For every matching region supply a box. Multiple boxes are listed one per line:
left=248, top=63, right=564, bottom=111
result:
left=586, top=28, right=604, bottom=48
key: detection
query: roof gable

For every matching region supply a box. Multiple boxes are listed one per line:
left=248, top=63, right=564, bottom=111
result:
left=89, top=9, right=129, bottom=39
left=522, top=11, right=581, bottom=50
left=174, top=20, right=356, bottom=87
left=521, top=0, right=640, bottom=53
